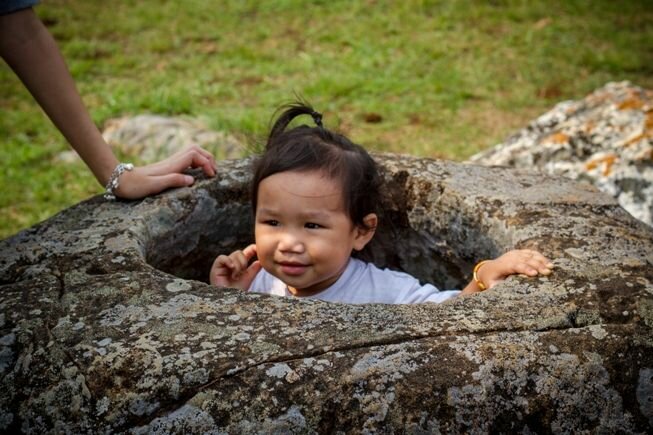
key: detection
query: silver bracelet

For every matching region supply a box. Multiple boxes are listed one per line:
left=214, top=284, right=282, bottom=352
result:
left=104, top=163, right=134, bottom=200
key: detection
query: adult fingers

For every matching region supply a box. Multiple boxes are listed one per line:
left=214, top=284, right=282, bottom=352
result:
left=154, top=145, right=218, bottom=177
left=175, top=144, right=217, bottom=175
left=113, top=170, right=193, bottom=199
left=143, top=173, right=195, bottom=197
left=175, top=149, right=216, bottom=177
left=193, top=145, right=218, bottom=172
left=171, top=144, right=216, bottom=168
left=145, top=147, right=216, bottom=177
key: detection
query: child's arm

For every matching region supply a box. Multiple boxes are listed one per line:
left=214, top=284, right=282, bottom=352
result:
left=459, top=249, right=553, bottom=296
left=210, top=244, right=262, bottom=290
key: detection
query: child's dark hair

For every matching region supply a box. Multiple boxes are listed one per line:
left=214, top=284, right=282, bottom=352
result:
left=252, top=102, right=381, bottom=230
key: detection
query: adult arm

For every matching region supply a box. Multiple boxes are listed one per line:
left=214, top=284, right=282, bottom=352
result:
left=0, top=8, right=217, bottom=199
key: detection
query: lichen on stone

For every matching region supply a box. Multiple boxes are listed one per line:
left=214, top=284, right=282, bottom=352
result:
left=1, top=99, right=652, bottom=431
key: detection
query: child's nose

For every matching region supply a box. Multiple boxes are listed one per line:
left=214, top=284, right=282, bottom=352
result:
left=278, top=231, right=304, bottom=253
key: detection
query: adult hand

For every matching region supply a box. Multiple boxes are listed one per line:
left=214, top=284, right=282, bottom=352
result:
left=1, top=9, right=220, bottom=202
left=114, top=145, right=218, bottom=199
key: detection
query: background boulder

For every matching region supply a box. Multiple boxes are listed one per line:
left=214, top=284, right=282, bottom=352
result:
left=470, top=81, right=653, bottom=227
left=57, top=115, right=245, bottom=164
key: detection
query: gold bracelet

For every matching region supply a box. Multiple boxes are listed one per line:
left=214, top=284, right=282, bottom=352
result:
left=473, top=260, right=490, bottom=291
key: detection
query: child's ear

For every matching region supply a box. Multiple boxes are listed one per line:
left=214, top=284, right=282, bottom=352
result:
left=353, top=213, right=378, bottom=251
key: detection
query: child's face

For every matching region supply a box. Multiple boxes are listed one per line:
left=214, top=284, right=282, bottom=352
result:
left=254, top=170, right=374, bottom=297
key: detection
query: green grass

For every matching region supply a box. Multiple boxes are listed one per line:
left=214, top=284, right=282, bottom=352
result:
left=2, top=0, right=652, bottom=239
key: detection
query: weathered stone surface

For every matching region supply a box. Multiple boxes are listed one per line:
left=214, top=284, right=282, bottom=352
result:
left=470, top=81, right=653, bottom=227
left=1, top=154, right=652, bottom=433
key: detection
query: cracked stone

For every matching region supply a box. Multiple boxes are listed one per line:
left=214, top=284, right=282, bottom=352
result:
left=1, top=103, right=653, bottom=431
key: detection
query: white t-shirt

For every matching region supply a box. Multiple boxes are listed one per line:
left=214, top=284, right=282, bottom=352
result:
left=247, top=257, right=460, bottom=304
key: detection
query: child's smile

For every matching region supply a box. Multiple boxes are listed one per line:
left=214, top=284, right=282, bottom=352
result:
left=254, top=170, right=372, bottom=297
left=277, top=261, right=309, bottom=276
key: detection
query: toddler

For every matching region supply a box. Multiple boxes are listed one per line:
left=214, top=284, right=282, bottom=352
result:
left=210, top=103, right=553, bottom=303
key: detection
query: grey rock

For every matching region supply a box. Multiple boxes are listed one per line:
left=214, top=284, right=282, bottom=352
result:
left=59, top=115, right=245, bottom=164
left=102, top=114, right=245, bottom=163
left=470, top=81, right=653, bottom=227
left=0, top=154, right=651, bottom=433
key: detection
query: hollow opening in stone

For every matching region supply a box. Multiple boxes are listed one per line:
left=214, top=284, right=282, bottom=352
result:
left=146, top=169, right=502, bottom=292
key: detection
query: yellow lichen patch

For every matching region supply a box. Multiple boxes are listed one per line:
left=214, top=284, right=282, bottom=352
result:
left=645, top=112, right=653, bottom=130
left=582, top=121, right=596, bottom=134
left=602, top=154, right=617, bottom=176
left=585, top=154, right=618, bottom=176
left=544, top=132, right=570, bottom=144
left=622, top=132, right=646, bottom=147
left=617, top=97, right=645, bottom=111
left=635, top=148, right=653, bottom=161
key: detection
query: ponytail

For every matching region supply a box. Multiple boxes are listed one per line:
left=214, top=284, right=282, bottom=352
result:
left=267, top=102, right=324, bottom=148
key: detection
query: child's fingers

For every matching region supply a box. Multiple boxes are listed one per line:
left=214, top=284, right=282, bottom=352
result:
left=526, top=261, right=552, bottom=275
left=213, top=253, right=243, bottom=275
left=210, top=255, right=236, bottom=286
left=515, top=250, right=554, bottom=271
left=242, top=244, right=257, bottom=261
left=214, top=254, right=234, bottom=271
left=516, top=258, right=552, bottom=277
left=229, top=245, right=258, bottom=280
left=527, top=251, right=553, bottom=267
left=524, top=251, right=554, bottom=274
left=512, top=261, right=541, bottom=276
left=486, top=249, right=554, bottom=287
left=242, top=260, right=262, bottom=283
left=531, top=257, right=553, bottom=274
left=232, top=251, right=248, bottom=269
left=516, top=249, right=543, bottom=262
left=229, top=251, right=249, bottom=278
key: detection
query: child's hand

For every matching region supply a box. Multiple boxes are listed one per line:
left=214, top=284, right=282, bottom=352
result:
left=210, top=244, right=262, bottom=290
left=479, top=249, right=553, bottom=289
left=461, top=249, right=553, bottom=295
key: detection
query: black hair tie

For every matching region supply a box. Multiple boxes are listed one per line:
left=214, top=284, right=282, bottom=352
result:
left=310, top=110, right=323, bottom=128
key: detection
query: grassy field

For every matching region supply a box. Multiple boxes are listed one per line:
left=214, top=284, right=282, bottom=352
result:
left=1, top=0, right=652, bottom=239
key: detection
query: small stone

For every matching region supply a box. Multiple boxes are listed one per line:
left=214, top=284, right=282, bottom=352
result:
left=111, top=255, right=126, bottom=264
left=97, top=338, right=112, bottom=347
left=166, top=279, right=192, bottom=293
left=234, top=332, right=250, bottom=342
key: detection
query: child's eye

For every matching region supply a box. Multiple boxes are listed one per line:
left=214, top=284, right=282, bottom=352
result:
left=305, top=222, right=322, bottom=229
left=264, top=220, right=280, bottom=226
